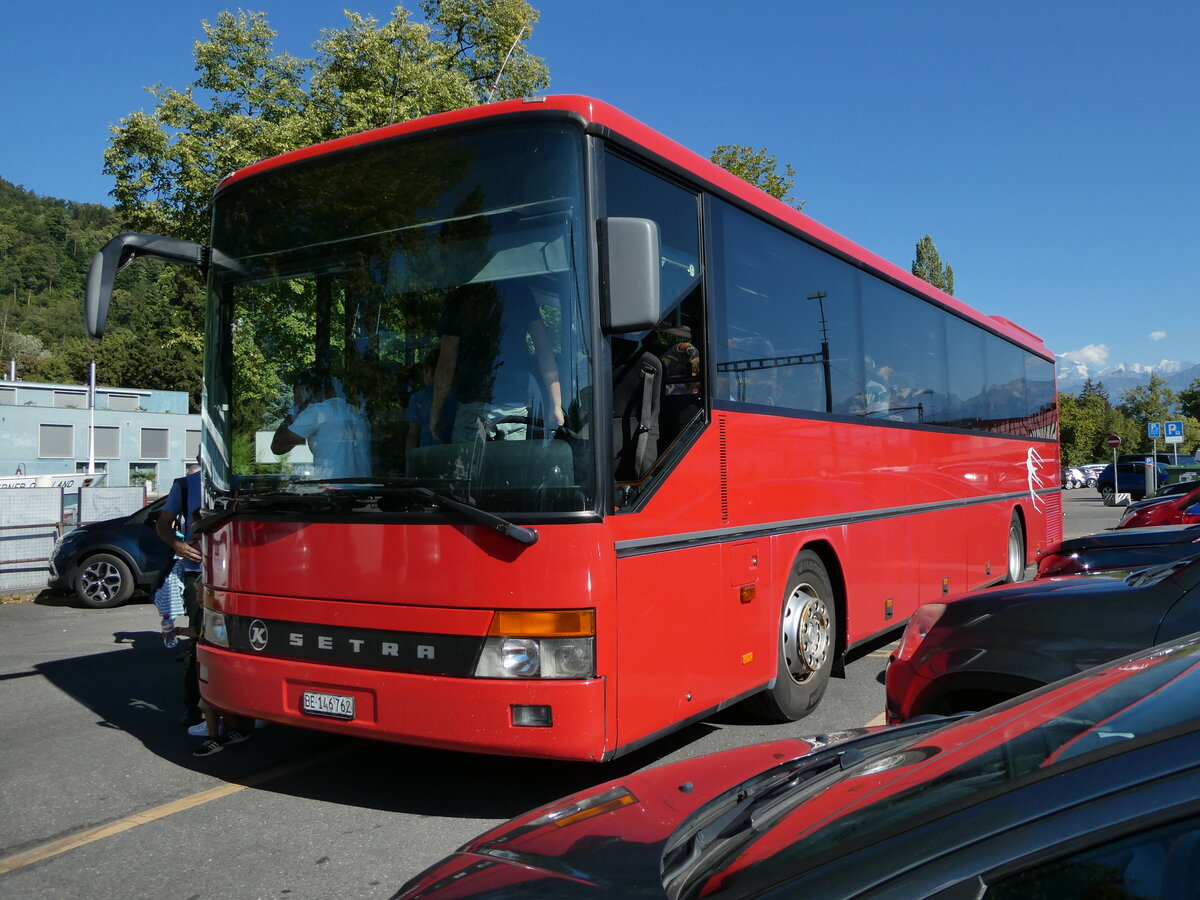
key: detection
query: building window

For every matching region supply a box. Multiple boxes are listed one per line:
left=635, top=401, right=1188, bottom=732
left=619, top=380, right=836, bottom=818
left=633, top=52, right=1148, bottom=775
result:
left=107, top=393, right=140, bottom=412
left=76, top=461, right=108, bottom=474
left=140, top=427, right=170, bottom=459
left=129, top=462, right=157, bottom=490
left=54, top=390, right=87, bottom=408
left=90, top=426, right=120, bottom=458
left=0, top=387, right=15, bottom=405
left=39, top=423, right=74, bottom=458
left=184, top=429, right=201, bottom=460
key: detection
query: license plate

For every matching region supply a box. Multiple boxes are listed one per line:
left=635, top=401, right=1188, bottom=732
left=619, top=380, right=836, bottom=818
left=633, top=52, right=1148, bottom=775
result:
left=301, top=690, right=355, bottom=720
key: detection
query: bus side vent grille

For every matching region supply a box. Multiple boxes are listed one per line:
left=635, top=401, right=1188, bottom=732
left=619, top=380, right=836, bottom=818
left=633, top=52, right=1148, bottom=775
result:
left=719, top=415, right=729, bottom=523
left=1045, top=491, right=1063, bottom=544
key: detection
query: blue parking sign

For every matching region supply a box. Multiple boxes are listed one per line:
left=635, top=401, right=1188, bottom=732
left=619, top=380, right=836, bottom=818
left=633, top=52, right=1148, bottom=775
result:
left=1149, top=422, right=1162, bottom=438
left=1166, top=420, right=1184, bottom=438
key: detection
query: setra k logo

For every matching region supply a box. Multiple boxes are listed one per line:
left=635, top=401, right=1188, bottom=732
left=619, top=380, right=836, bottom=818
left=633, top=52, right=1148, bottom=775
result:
left=248, top=619, right=269, bottom=652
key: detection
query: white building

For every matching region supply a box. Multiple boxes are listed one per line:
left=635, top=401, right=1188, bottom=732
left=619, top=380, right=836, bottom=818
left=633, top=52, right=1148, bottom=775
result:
left=0, top=377, right=201, bottom=494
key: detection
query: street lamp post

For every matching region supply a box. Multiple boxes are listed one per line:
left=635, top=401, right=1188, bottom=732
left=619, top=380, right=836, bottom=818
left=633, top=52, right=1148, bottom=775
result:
left=806, top=292, right=833, bottom=413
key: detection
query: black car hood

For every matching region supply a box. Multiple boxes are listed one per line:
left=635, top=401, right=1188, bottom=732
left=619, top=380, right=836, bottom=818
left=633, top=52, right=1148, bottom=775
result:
left=1050, top=524, right=1200, bottom=554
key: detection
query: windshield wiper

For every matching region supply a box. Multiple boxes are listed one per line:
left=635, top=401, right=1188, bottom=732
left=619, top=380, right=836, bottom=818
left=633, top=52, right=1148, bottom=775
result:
left=203, top=480, right=538, bottom=545
left=412, top=487, right=538, bottom=546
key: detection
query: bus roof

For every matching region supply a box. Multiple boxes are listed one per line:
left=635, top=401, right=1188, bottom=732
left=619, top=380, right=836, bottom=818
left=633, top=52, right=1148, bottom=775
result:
left=217, top=95, right=1051, bottom=359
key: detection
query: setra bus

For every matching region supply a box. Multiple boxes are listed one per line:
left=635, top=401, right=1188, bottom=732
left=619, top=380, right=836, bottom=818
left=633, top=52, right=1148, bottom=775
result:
left=84, top=96, right=1059, bottom=761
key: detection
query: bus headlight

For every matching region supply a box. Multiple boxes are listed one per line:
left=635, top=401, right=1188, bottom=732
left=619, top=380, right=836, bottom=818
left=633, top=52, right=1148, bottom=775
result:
left=203, top=609, right=230, bottom=648
left=474, top=610, right=596, bottom=679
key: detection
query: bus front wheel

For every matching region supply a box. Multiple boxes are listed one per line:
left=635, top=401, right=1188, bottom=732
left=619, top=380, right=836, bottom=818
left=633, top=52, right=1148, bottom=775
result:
left=746, top=551, right=837, bottom=722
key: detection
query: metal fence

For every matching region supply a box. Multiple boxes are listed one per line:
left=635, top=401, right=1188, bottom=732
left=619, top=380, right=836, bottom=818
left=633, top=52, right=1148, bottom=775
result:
left=0, top=486, right=150, bottom=594
left=0, top=488, right=63, bottom=593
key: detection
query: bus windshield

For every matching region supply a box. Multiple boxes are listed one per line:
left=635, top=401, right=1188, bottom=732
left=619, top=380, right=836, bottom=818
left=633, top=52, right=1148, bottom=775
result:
left=204, top=122, right=595, bottom=515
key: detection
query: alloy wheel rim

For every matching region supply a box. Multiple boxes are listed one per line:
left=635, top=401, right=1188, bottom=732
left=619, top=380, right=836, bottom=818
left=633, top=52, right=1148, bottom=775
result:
left=82, top=562, right=120, bottom=602
left=781, top=582, right=830, bottom=684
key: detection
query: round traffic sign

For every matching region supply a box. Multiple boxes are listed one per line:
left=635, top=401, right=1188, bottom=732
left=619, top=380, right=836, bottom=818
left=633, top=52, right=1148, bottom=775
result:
left=1106, top=434, right=1122, bottom=448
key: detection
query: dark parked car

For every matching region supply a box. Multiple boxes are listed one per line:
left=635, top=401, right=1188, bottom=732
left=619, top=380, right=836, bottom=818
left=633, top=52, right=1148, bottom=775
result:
left=397, top=635, right=1200, bottom=899
left=886, top=554, right=1200, bottom=723
left=1095, top=459, right=1171, bottom=500
left=1036, top=523, right=1200, bottom=577
left=48, top=497, right=172, bottom=608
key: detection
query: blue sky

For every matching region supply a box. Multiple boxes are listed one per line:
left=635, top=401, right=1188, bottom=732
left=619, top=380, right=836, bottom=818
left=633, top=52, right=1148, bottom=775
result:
left=2, top=2, right=1196, bottom=377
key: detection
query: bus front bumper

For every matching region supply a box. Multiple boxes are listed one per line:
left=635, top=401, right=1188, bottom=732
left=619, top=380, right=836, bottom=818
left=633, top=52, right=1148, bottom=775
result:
left=197, top=645, right=609, bottom=761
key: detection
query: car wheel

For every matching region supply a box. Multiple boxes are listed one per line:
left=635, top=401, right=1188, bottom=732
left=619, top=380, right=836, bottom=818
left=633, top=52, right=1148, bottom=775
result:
left=1006, top=514, right=1026, bottom=583
left=744, top=551, right=836, bottom=722
left=73, top=553, right=135, bottom=608
left=1086, top=477, right=1097, bottom=487
left=1100, top=486, right=1114, bottom=500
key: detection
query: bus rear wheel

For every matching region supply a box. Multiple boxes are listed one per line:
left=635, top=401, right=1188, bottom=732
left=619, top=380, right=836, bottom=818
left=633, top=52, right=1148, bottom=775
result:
left=745, top=551, right=837, bottom=722
left=1006, top=514, right=1026, bottom=583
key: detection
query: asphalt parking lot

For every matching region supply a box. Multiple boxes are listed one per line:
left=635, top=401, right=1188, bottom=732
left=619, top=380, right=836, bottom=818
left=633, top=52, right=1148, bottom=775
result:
left=0, top=491, right=1127, bottom=898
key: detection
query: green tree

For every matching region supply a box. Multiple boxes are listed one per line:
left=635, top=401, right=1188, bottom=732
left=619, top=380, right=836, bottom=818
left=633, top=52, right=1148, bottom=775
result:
left=1119, top=373, right=1179, bottom=452
left=1058, top=389, right=1109, bottom=466
left=1079, top=377, right=1109, bottom=404
left=911, top=235, right=955, bottom=295
left=1180, top=376, right=1200, bottom=421
left=105, top=3, right=549, bottom=242
left=709, top=145, right=805, bottom=210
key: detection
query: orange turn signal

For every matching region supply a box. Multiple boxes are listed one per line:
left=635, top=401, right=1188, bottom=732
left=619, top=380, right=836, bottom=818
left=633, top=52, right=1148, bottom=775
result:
left=488, top=609, right=596, bottom=638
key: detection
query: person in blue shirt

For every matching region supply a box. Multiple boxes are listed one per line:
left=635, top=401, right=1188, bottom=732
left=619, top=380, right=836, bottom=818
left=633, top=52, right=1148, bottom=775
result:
left=156, top=457, right=203, bottom=728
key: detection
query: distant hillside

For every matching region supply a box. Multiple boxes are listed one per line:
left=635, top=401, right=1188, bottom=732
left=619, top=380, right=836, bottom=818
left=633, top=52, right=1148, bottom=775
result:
left=0, top=177, right=203, bottom=408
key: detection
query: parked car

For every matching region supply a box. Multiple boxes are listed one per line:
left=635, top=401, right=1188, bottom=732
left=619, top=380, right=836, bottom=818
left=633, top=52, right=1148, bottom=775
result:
left=397, top=635, right=1200, bottom=899
left=1061, top=466, right=1085, bottom=489
left=1077, top=462, right=1106, bottom=487
left=48, top=496, right=172, bottom=608
left=1036, top=523, right=1200, bottom=577
left=1094, top=459, right=1171, bottom=500
left=885, top=553, right=1200, bottom=723
left=1117, top=485, right=1200, bottom=530
left=1119, top=452, right=1200, bottom=467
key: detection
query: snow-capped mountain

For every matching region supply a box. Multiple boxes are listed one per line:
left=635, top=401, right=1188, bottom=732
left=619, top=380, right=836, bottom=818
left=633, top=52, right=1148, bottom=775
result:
left=1056, top=357, right=1199, bottom=394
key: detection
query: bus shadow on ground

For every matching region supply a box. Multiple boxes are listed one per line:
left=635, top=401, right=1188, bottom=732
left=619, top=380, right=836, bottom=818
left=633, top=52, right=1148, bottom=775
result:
left=34, top=628, right=719, bottom=822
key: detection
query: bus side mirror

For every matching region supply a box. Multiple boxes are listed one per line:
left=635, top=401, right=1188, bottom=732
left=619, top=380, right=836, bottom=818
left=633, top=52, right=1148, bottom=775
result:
left=599, top=217, right=660, bottom=334
left=85, top=233, right=208, bottom=338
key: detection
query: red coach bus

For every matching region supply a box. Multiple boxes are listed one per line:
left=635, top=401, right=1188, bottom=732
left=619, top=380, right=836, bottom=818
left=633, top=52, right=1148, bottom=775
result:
left=85, top=96, right=1059, bottom=761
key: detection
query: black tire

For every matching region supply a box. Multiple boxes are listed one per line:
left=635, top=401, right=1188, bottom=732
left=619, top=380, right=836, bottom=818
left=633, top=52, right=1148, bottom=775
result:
left=1005, top=513, right=1026, bottom=583
left=744, top=551, right=837, bottom=722
left=1086, top=477, right=1097, bottom=488
left=73, top=553, right=135, bottom=608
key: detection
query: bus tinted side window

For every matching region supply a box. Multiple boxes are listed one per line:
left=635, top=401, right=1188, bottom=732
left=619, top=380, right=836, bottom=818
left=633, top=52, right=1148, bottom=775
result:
left=708, top=199, right=860, bottom=415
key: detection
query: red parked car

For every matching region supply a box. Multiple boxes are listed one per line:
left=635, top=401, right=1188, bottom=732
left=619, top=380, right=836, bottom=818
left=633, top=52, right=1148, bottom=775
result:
left=1117, top=485, right=1200, bottom=529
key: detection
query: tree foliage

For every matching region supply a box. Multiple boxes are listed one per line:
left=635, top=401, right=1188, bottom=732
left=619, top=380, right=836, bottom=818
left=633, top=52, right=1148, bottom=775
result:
left=1058, top=374, right=1200, bottom=467
left=710, top=145, right=805, bottom=210
left=1178, top=377, right=1200, bottom=421
left=912, top=235, right=955, bottom=295
left=0, top=178, right=204, bottom=404
left=104, top=2, right=549, bottom=242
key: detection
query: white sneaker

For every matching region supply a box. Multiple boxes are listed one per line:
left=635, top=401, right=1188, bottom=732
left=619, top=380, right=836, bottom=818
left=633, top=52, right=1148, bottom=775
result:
left=187, top=720, right=224, bottom=737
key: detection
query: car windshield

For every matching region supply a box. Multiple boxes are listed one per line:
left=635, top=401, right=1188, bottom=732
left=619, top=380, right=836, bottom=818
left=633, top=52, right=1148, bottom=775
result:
left=692, top=636, right=1200, bottom=897
left=204, top=122, right=594, bottom=515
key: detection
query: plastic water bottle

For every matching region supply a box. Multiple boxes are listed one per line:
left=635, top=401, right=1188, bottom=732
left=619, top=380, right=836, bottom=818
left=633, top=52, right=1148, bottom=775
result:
left=161, top=615, right=178, bottom=649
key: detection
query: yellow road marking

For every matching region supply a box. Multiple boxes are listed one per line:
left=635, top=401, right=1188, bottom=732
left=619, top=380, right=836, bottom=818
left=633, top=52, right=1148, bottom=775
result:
left=0, top=745, right=352, bottom=875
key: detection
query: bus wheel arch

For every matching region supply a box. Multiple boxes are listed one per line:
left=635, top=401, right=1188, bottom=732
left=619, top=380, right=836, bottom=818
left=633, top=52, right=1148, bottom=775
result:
left=745, top=545, right=843, bottom=722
